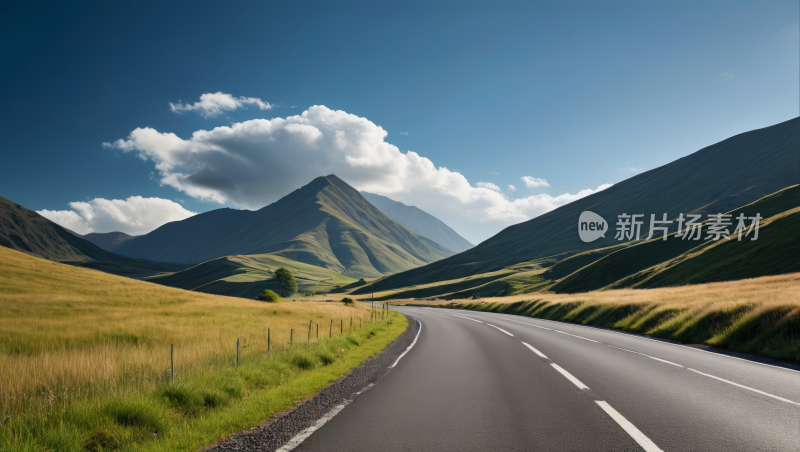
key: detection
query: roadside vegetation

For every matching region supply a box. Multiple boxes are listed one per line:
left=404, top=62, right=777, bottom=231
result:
left=0, top=246, right=406, bottom=451
left=398, top=272, right=800, bottom=364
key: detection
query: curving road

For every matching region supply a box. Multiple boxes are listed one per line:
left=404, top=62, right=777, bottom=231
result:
left=292, top=306, right=800, bottom=451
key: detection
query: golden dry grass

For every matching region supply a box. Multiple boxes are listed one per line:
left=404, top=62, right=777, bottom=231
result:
left=0, top=246, right=373, bottom=417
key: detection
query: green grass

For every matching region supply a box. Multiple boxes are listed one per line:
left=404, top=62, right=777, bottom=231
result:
left=0, top=314, right=406, bottom=452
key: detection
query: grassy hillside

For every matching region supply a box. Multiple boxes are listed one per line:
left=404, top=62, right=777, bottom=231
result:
left=361, top=192, right=474, bottom=252
left=0, top=245, right=405, bottom=451
left=0, top=195, right=187, bottom=278
left=116, top=175, right=452, bottom=278
left=550, top=184, right=800, bottom=292
left=399, top=272, right=800, bottom=365
left=357, top=185, right=799, bottom=300
left=365, top=116, right=800, bottom=292
left=150, top=254, right=357, bottom=299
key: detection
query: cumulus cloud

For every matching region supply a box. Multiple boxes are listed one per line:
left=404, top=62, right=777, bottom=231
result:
left=105, top=105, right=610, bottom=242
left=521, top=176, right=550, bottom=188
left=477, top=182, right=501, bottom=192
left=508, top=185, right=516, bottom=192
left=38, top=196, right=196, bottom=236
left=170, top=92, right=273, bottom=118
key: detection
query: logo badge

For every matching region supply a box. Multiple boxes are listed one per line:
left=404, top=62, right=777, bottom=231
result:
left=578, top=211, right=608, bottom=242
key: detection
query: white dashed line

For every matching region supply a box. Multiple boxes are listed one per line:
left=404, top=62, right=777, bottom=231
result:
left=487, top=324, right=514, bottom=336
left=448, top=314, right=483, bottom=323
left=687, top=368, right=800, bottom=406
left=522, top=342, right=549, bottom=359
left=550, top=363, right=589, bottom=390
left=554, top=330, right=599, bottom=342
left=648, top=356, right=683, bottom=367
left=596, top=401, right=664, bottom=452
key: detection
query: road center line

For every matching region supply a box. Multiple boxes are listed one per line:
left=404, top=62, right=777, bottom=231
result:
left=487, top=324, right=514, bottom=336
left=448, top=314, right=483, bottom=323
left=687, top=368, right=800, bottom=406
left=648, top=356, right=683, bottom=367
left=596, top=401, right=664, bottom=452
left=550, top=363, right=589, bottom=390
left=554, top=330, right=599, bottom=342
left=521, top=341, right=549, bottom=359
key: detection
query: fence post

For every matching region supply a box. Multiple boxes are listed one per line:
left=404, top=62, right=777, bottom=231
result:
left=308, top=320, right=312, bottom=346
left=170, top=344, right=174, bottom=383
left=291, top=329, right=294, bottom=348
left=268, top=328, right=271, bottom=356
left=340, top=319, right=343, bottom=334
left=316, top=323, right=319, bottom=340
left=350, top=317, right=352, bottom=332
left=237, top=339, right=240, bottom=366
left=329, top=319, right=332, bottom=338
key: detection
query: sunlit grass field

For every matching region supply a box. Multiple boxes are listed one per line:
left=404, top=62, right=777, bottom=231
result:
left=397, top=272, right=800, bottom=364
left=0, top=246, right=405, bottom=451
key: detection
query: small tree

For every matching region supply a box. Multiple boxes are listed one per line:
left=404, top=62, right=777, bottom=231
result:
left=257, top=289, right=282, bottom=303
left=274, top=267, right=298, bottom=295
left=341, top=297, right=355, bottom=306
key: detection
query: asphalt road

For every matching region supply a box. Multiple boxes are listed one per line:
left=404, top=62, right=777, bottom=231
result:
left=292, top=306, right=800, bottom=451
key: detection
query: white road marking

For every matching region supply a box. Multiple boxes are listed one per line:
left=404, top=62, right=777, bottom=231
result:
left=596, top=401, right=664, bottom=452
left=554, top=330, right=599, bottom=343
left=687, top=368, right=800, bottom=406
left=487, top=324, right=514, bottom=336
left=447, top=309, right=800, bottom=376
left=550, top=363, right=589, bottom=390
left=448, top=314, right=483, bottom=323
left=648, top=356, right=683, bottom=367
left=389, top=319, right=422, bottom=368
left=276, top=383, right=375, bottom=451
left=522, top=342, right=549, bottom=359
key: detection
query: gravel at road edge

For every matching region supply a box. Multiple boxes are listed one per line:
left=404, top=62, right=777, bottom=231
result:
left=207, top=314, right=418, bottom=452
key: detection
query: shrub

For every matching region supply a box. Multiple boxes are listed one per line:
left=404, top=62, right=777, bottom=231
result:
left=257, top=290, right=282, bottom=303
left=341, top=297, right=355, bottom=306
left=83, top=430, right=120, bottom=452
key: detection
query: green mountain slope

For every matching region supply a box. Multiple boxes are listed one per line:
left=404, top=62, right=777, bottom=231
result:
left=116, top=175, right=452, bottom=278
left=0, top=196, right=187, bottom=278
left=362, top=116, right=800, bottom=294
left=360, top=192, right=474, bottom=252
left=549, top=184, right=800, bottom=293
left=149, top=254, right=356, bottom=299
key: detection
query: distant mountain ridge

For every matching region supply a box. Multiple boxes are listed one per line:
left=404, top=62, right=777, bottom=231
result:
left=0, top=196, right=186, bottom=278
left=83, top=231, right=139, bottom=252
left=359, top=116, right=800, bottom=294
left=116, top=175, right=452, bottom=278
left=360, top=192, right=473, bottom=252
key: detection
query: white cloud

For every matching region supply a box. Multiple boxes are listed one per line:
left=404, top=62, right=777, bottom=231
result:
left=38, top=196, right=196, bottom=236
left=399, top=131, right=409, bottom=135
left=170, top=92, right=273, bottom=118
left=719, top=71, right=735, bottom=78
left=508, top=185, right=516, bottom=192
left=105, top=105, right=609, bottom=243
left=490, top=171, right=499, bottom=175
left=521, top=176, right=550, bottom=188
left=477, top=182, right=501, bottom=192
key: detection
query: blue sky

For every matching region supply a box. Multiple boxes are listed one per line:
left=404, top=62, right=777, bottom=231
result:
left=1, top=1, right=797, bottom=244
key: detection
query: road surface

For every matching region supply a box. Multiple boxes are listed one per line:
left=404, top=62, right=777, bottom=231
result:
left=292, top=306, right=800, bottom=451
